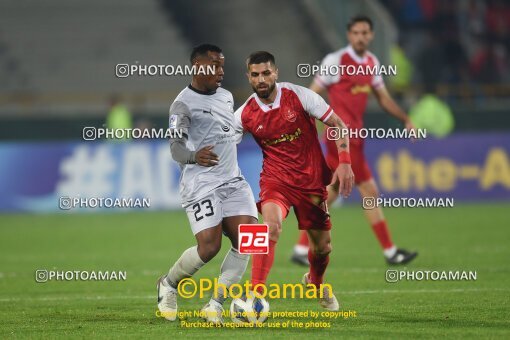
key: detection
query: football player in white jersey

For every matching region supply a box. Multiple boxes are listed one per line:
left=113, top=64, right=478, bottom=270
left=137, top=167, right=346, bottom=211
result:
left=157, top=44, right=258, bottom=324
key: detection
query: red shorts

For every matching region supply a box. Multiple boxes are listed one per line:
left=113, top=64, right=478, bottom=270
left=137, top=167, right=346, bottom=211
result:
left=324, top=137, right=372, bottom=185
left=257, top=180, right=331, bottom=231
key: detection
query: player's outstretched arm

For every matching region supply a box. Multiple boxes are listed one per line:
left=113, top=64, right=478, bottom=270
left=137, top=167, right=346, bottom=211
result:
left=323, top=114, right=355, bottom=197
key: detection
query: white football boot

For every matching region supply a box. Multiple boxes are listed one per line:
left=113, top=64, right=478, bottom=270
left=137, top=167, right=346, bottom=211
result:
left=200, top=300, right=224, bottom=325
left=302, top=272, right=340, bottom=311
left=157, top=276, right=178, bottom=321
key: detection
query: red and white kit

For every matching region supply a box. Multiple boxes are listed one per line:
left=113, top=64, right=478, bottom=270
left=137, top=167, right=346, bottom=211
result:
left=315, top=44, right=385, bottom=184
left=234, top=82, right=334, bottom=230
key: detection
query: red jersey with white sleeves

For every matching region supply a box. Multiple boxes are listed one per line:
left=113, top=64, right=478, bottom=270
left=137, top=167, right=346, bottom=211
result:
left=314, top=45, right=385, bottom=137
left=234, top=82, right=333, bottom=190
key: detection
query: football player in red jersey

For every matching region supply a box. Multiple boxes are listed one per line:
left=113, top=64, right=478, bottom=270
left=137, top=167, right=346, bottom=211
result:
left=291, top=15, right=418, bottom=266
left=234, top=51, right=354, bottom=310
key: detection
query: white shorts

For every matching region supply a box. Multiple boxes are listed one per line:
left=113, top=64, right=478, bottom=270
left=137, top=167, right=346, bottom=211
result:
left=184, top=179, right=258, bottom=235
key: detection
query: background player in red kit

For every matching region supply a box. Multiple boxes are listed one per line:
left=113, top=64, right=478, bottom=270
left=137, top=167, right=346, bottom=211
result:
left=291, top=15, right=418, bottom=266
left=234, top=51, right=354, bottom=310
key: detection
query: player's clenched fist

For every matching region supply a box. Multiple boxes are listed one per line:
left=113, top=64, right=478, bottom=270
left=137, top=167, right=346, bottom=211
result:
left=195, top=145, right=219, bottom=166
left=333, top=164, right=355, bottom=198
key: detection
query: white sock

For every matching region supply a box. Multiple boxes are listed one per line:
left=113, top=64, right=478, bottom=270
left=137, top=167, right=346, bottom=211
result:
left=294, top=244, right=309, bottom=256
left=211, top=247, right=250, bottom=306
left=166, top=245, right=205, bottom=287
left=384, top=245, right=397, bottom=258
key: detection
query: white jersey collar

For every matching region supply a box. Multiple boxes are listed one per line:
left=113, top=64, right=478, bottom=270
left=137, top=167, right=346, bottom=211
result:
left=346, top=44, right=368, bottom=64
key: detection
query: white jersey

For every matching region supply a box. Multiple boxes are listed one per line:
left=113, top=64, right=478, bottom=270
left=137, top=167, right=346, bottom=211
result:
left=169, top=85, right=243, bottom=206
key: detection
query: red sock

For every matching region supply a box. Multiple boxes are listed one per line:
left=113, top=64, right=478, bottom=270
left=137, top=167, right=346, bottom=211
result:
left=297, top=230, right=309, bottom=247
left=251, top=240, right=277, bottom=293
left=308, top=250, right=329, bottom=288
left=371, top=220, right=394, bottom=249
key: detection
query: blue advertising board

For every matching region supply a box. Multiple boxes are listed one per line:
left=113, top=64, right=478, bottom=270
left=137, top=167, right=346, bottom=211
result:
left=0, top=133, right=508, bottom=212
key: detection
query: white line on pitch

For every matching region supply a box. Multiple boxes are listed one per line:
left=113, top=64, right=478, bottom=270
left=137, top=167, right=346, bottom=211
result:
left=0, top=288, right=508, bottom=303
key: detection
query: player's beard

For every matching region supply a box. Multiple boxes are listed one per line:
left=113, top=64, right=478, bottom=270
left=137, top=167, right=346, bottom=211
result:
left=353, top=41, right=367, bottom=55
left=253, top=82, right=276, bottom=99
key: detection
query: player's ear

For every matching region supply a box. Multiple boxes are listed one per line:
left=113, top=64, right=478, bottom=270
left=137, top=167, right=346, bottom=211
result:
left=274, top=67, right=278, bottom=80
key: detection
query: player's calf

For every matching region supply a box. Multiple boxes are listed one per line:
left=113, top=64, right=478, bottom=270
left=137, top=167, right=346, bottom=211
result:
left=251, top=222, right=280, bottom=289
left=202, top=247, right=250, bottom=324
left=158, top=245, right=207, bottom=321
left=306, top=230, right=334, bottom=309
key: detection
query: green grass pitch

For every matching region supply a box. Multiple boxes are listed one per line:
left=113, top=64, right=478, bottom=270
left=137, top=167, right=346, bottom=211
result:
left=1, top=204, right=509, bottom=339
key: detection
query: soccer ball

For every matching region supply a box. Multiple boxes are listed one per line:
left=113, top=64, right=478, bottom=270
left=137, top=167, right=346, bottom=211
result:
left=230, top=293, right=270, bottom=324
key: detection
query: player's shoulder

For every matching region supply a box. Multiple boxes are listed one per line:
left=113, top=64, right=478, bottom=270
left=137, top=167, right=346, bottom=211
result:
left=169, top=87, right=192, bottom=113
left=234, top=95, right=257, bottom=116
left=322, top=46, right=349, bottom=65
left=172, top=86, right=193, bottom=106
left=279, top=81, right=306, bottom=92
left=216, top=86, right=232, bottom=96
left=215, top=86, right=234, bottom=100
left=279, top=82, right=315, bottom=99
left=365, top=50, right=381, bottom=64
left=176, top=85, right=193, bottom=99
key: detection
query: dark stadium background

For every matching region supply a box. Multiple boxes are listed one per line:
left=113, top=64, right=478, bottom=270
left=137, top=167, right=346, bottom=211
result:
left=0, top=0, right=508, bottom=139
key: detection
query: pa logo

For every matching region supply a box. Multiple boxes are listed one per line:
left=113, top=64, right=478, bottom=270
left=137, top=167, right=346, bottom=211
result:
left=238, top=224, right=269, bottom=254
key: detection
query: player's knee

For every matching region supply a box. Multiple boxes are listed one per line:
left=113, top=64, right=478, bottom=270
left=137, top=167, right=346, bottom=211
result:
left=198, top=239, right=221, bottom=263
left=265, top=220, right=282, bottom=241
left=370, top=187, right=380, bottom=198
left=361, top=182, right=379, bottom=198
left=312, top=239, right=332, bottom=256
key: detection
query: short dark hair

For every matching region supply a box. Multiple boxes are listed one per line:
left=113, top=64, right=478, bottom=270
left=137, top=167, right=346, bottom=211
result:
left=347, top=15, right=373, bottom=31
left=190, top=44, right=222, bottom=64
left=246, top=51, right=276, bottom=68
